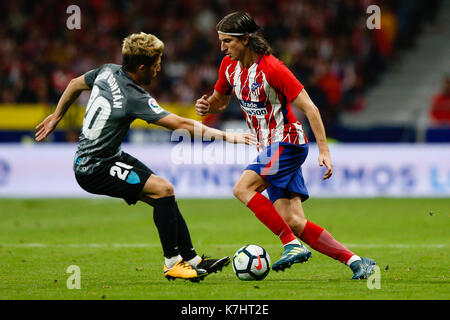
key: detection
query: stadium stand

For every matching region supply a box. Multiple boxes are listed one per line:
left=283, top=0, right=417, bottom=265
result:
left=0, top=0, right=446, bottom=142
left=338, top=0, right=450, bottom=142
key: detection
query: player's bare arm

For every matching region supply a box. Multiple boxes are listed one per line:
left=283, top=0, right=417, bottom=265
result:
left=35, top=75, right=90, bottom=142
left=292, top=89, right=333, bottom=180
left=155, top=113, right=256, bottom=145
left=195, top=90, right=230, bottom=116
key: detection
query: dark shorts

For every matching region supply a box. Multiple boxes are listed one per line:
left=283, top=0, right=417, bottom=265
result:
left=75, top=152, right=153, bottom=205
left=245, top=142, right=309, bottom=203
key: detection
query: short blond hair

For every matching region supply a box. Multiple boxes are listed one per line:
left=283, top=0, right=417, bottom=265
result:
left=122, top=32, right=164, bottom=72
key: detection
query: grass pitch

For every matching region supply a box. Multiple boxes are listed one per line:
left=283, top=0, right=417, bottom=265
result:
left=0, top=198, right=448, bottom=300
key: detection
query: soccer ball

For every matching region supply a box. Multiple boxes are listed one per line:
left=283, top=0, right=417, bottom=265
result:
left=232, top=245, right=271, bottom=281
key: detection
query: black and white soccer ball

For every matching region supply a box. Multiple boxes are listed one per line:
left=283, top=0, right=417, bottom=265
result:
left=232, top=245, right=271, bottom=281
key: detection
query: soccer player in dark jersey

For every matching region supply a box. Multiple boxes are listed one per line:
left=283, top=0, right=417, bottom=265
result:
left=35, top=32, right=255, bottom=282
left=195, top=12, right=376, bottom=279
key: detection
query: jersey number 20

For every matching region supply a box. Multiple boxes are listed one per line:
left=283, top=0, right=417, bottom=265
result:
left=82, top=85, right=112, bottom=140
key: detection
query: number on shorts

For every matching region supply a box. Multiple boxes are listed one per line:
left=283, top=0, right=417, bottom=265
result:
left=109, top=162, right=133, bottom=181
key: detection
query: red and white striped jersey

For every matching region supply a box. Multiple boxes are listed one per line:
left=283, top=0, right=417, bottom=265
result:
left=214, top=54, right=307, bottom=151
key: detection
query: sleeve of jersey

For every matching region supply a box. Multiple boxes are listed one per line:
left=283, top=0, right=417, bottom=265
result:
left=214, top=58, right=233, bottom=95
left=268, top=60, right=304, bottom=102
left=129, top=95, right=170, bottom=124
left=84, top=66, right=103, bottom=88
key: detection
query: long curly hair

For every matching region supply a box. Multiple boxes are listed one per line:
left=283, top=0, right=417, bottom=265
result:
left=216, top=11, right=272, bottom=55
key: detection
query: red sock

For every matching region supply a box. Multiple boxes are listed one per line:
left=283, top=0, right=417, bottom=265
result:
left=299, top=220, right=354, bottom=264
left=247, top=193, right=296, bottom=245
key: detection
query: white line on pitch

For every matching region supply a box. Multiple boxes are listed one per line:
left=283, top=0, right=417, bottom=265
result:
left=0, top=243, right=447, bottom=249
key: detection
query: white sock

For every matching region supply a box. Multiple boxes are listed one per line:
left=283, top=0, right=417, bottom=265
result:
left=165, top=255, right=182, bottom=268
left=187, top=255, right=202, bottom=267
left=284, top=239, right=302, bottom=247
left=347, top=255, right=362, bottom=266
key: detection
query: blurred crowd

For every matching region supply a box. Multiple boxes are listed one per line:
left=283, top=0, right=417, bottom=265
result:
left=0, top=0, right=441, bottom=128
left=430, top=75, right=450, bottom=126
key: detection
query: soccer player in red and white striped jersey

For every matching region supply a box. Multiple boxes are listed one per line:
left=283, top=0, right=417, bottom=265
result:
left=195, top=12, right=375, bottom=279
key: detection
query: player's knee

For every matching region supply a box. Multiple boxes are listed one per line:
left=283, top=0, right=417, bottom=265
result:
left=157, top=181, right=174, bottom=198
left=232, top=183, right=246, bottom=201
left=142, top=176, right=174, bottom=199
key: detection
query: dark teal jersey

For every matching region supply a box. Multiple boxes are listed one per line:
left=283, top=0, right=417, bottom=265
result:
left=74, top=64, right=169, bottom=174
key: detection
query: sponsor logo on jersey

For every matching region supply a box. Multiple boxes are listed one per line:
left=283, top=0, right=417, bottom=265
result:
left=239, top=99, right=267, bottom=116
left=251, top=82, right=261, bottom=92
left=148, top=98, right=164, bottom=114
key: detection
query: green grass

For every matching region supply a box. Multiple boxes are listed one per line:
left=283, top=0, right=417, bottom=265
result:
left=0, top=198, right=448, bottom=300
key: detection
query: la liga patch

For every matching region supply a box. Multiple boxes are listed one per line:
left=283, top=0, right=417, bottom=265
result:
left=148, top=98, right=164, bottom=114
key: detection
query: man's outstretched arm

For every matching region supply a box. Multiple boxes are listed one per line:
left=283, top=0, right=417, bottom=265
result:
left=155, top=113, right=255, bottom=145
left=35, top=75, right=90, bottom=142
